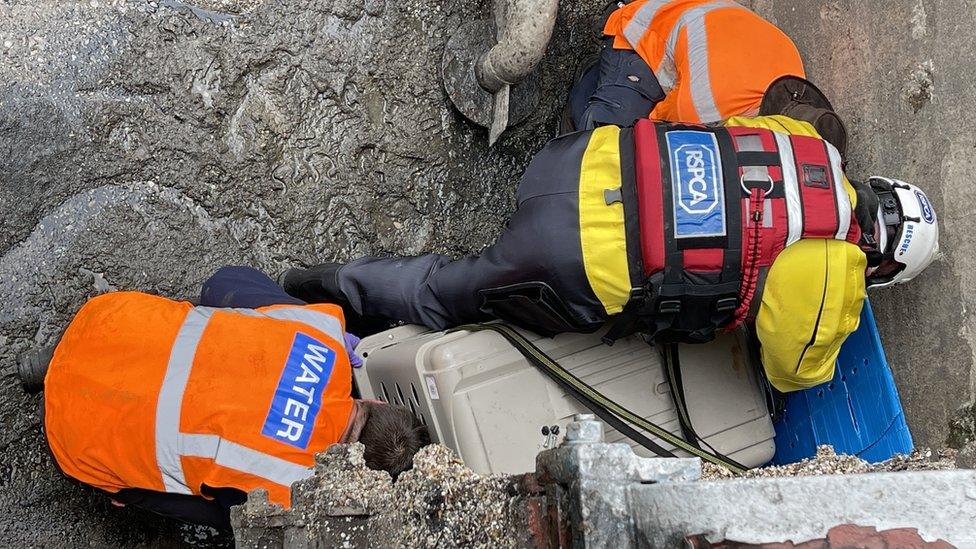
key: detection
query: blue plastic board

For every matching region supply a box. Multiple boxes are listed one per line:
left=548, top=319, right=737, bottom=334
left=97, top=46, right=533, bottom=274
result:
left=771, top=300, right=914, bottom=465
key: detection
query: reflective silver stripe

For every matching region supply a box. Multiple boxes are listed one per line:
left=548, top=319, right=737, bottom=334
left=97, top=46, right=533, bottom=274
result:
left=179, top=432, right=312, bottom=486
left=213, top=439, right=312, bottom=487
left=155, top=305, right=343, bottom=495
left=180, top=433, right=220, bottom=457
left=195, top=306, right=346, bottom=349
left=774, top=132, right=804, bottom=246
left=665, top=1, right=745, bottom=122
left=826, top=142, right=852, bottom=240
left=736, top=134, right=773, bottom=230
left=621, top=0, right=677, bottom=92
left=656, top=59, right=677, bottom=93
left=156, top=307, right=216, bottom=494
left=259, top=307, right=346, bottom=348
left=622, top=0, right=749, bottom=112
left=735, top=134, right=769, bottom=183
left=622, top=0, right=671, bottom=51
left=663, top=1, right=742, bottom=68
left=684, top=13, right=721, bottom=122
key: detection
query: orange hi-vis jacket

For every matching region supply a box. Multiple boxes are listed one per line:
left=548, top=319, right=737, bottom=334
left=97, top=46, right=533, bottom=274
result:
left=44, top=292, right=353, bottom=508
left=604, top=0, right=805, bottom=124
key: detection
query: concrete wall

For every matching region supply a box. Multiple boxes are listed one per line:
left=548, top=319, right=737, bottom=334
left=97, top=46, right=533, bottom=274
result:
left=748, top=0, right=976, bottom=448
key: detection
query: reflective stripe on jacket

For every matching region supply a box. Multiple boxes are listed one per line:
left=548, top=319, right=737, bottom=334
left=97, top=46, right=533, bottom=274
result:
left=577, top=116, right=866, bottom=391
left=44, top=292, right=353, bottom=507
left=603, top=0, right=805, bottom=123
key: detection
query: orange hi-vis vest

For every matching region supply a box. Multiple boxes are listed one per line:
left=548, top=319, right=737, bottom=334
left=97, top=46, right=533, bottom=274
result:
left=604, top=0, right=805, bottom=124
left=44, top=292, right=353, bottom=508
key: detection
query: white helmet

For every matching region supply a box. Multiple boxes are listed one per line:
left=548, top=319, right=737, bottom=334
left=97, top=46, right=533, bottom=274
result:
left=866, top=176, right=940, bottom=288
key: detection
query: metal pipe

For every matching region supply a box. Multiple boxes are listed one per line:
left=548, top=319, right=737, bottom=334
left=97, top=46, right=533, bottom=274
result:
left=475, top=0, right=558, bottom=94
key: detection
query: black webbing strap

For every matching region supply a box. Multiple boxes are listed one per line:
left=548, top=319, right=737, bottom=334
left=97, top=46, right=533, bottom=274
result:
left=736, top=151, right=780, bottom=167
left=601, top=296, right=642, bottom=346
left=618, top=127, right=644, bottom=290
left=715, top=128, right=743, bottom=287
left=660, top=343, right=700, bottom=449
left=451, top=323, right=749, bottom=474
left=602, top=128, right=645, bottom=347
left=654, top=124, right=686, bottom=331
left=656, top=124, right=684, bottom=289
left=660, top=344, right=741, bottom=466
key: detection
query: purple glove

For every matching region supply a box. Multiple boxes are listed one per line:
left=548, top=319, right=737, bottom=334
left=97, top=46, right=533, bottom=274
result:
left=344, top=332, right=363, bottom=368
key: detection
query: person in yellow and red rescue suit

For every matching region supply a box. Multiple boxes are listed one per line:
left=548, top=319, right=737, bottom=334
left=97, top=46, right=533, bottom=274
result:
left=16, top=266, right=429, bottom=531
left=280, top=116, right=940, bottom=394
left=567, top=0, right=848, bottom=159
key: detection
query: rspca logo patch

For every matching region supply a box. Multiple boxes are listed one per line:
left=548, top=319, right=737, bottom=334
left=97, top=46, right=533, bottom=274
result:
left=666, top=131, right=726, bottom=239
left=916, top=190, right=935, bottom=224
left=261, top=332, right=336, bottom=449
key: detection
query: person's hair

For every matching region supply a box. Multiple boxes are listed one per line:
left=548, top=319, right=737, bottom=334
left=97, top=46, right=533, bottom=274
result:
left=358, top=402, right=430, bottom=480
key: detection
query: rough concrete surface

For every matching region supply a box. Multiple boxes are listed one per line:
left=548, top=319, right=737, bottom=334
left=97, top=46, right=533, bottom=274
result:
left=746, top=0, right=976, bottom=453
left=633, top=468, right=976, bottom=547
left=686, top=525, right=955, bottom=548
left=0, top=0, right=605, bottom=545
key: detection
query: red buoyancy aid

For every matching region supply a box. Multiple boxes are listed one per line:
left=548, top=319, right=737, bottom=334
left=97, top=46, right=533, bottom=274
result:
left=625, top=119, right=861, bottom=343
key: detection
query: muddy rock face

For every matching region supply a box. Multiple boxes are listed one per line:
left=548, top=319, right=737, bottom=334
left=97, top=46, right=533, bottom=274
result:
left=0, top=0, right=601, bottom=545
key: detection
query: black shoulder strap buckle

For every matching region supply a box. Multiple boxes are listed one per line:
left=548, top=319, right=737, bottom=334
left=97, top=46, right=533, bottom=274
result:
left=715, top=297, right=738, bottom=312
left=658, top=299, right=681, bottom=314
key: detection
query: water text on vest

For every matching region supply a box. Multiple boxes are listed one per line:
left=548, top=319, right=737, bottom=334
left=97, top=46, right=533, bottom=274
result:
left=261, top=333, right=336, bottom=449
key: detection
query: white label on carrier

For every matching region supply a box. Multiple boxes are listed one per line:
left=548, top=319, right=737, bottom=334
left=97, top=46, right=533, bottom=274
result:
left=424, top=375, right=440, bottom=400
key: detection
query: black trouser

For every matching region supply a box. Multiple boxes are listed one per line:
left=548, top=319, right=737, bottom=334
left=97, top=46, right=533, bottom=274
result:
left=313, top=131, right=609, bottom=335
left=569, top=37, right=665, bottom=131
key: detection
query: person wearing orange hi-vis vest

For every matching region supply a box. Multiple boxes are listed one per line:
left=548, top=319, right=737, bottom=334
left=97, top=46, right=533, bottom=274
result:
left=17, top=266, right=429, bottom=530
left=567, top=0, right=847, bottom=158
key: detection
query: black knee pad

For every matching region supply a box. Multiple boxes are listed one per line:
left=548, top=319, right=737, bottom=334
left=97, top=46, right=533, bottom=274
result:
left=580, top=38, right=665, bottom=129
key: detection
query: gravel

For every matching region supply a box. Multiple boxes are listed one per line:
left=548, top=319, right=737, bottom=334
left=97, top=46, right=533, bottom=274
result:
left=386, top=445, right=522, bottom=548
left=701, top=445, right=958, bottom=481
left=238, top=443, right=530, bottom=548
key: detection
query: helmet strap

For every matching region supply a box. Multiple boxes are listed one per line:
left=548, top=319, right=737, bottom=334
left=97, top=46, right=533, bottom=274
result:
left=864, top=249, right=884, bottom=268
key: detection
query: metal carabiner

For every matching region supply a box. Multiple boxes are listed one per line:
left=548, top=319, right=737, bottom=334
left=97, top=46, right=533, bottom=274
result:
left=740, top=174, right=775, bottom=198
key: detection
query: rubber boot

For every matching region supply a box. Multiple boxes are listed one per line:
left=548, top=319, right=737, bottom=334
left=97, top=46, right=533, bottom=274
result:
left=279, top=263, right=346, bottom=304
left=18, top=345, right=56, bottom=394
left=280, top=263, right=396, bottom=337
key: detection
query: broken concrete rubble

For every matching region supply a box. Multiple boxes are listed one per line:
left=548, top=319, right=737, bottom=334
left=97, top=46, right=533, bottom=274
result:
left=232, top=443, right=537, bottom=548
left=234, top=416, right=975, bottom=548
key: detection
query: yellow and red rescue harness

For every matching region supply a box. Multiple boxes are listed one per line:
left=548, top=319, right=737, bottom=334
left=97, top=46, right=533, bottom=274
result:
left=608, top=119, right=861, bottom=344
